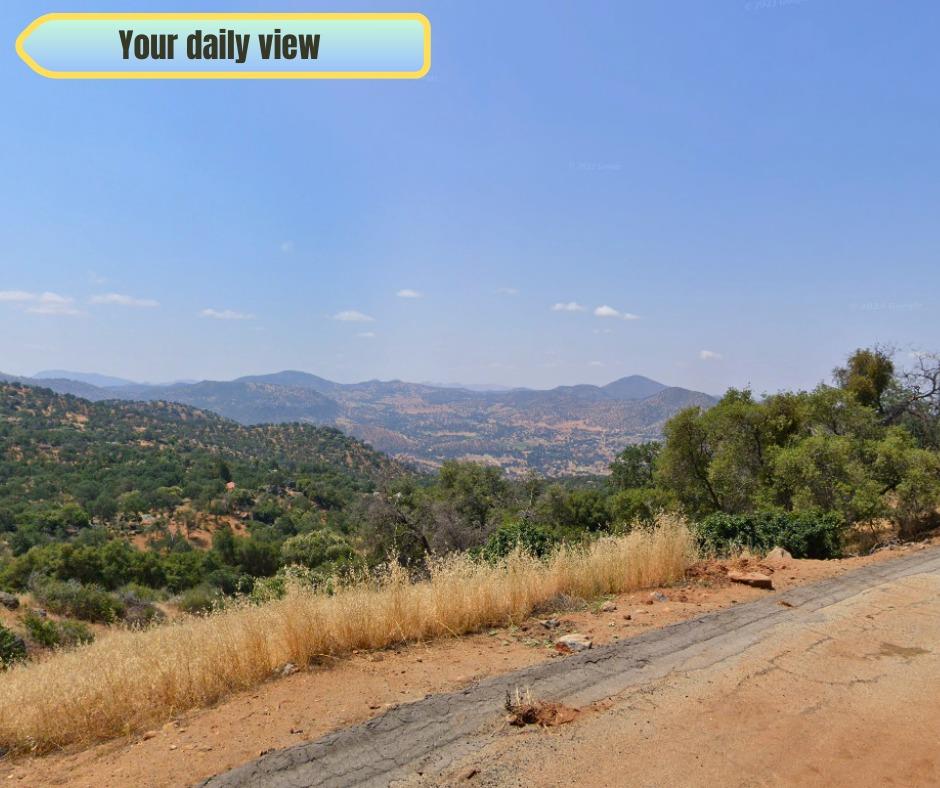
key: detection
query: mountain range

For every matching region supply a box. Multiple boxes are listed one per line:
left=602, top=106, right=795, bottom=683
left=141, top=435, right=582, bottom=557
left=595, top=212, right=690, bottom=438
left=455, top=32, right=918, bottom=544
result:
left=0, top=369, right=717, bottom=475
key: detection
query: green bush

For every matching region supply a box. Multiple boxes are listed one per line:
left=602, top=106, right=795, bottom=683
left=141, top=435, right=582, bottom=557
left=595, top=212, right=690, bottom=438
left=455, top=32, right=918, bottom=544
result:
left=176, top=584, right=222, bottom=615
left=22, top=612, right=94, bottom=649
left=22, top=611, right=59, bottom=647
left=695, top=511, right=845, bottom=559
left=482, top=521, right=556, bottom=560
left=56, top=618, right=95, bottom=647
left=29, top=578, right=125, bottom=623
left=0, top=624, right=27, bottom=669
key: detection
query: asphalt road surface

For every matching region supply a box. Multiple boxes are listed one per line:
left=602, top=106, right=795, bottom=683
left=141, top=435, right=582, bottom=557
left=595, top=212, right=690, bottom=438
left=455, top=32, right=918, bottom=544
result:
left=202, top=546, right=940, bottom=788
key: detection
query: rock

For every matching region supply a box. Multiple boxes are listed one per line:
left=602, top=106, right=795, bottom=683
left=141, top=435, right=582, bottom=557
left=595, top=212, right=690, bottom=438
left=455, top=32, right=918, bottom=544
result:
left=539, top=618, right=560, bottom=630
left=599, top=600, right=617, bottom=613
left=0, top=592, right=19, bottom=610
left=555, top=633, right=593, bottom=653
left=649, top=592, right=668, bottom=603
left=280, top=662, right=298, bottom=677
left=764, top=546, right=793, bottom=562
left=142, top=730, right=158, bottom=741
left=728, top=571, right=774, bottom=590
left=623, top=613, right=632, bottom=621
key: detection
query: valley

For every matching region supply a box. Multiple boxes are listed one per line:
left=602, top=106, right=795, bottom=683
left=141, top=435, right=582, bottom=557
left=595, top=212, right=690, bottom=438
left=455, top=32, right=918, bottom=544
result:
left=0, top=370, right=716, bottom=475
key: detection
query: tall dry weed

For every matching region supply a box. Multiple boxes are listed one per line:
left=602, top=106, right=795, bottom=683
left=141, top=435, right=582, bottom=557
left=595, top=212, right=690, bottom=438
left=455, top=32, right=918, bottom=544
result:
left=0, top=516, right=695, bottom=752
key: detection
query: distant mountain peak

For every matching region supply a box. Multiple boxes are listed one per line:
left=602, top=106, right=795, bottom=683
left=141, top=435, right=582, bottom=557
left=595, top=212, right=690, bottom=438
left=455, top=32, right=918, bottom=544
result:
left=601, top=375, right=668, bottom=401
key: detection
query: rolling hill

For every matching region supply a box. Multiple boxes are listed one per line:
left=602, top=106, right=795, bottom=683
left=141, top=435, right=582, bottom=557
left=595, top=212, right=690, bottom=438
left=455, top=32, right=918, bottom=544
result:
left=5, top=371, right=717, bottom=475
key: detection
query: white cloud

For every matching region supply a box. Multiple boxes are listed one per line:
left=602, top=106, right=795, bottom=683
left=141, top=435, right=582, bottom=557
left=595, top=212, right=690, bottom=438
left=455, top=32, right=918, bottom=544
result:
left=1, top=290, right=82, bottom=315
left=593, top=305, right=640, bottom=320
left=27, top=292, right=83, bottom=316
left=333, top=310, right=375, bottom=322
left=699, top=349, right=723, bottom=361
left=588, top=360, right=604, bottom=367
left=200, top=308, right=254, bottom=320
left=90, top=293, right=159, bottom=308
left=497, top=287, right=519, bottom=296
left=357, top=331, right=376, bottom=339
left=551, top=301, right=585, bottom=312
left=0, top=290, right=36, bottom=302
left=396, top=289, right=422, bottom=299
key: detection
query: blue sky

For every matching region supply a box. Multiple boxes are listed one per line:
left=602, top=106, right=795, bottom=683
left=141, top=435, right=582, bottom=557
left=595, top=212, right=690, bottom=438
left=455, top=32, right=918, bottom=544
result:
left=1, top=0, right=937, bottom=395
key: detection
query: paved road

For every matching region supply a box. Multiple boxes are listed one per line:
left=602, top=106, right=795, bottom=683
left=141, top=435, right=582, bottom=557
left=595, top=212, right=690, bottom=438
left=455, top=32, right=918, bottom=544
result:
left=201, top=546, right=940, bottom=788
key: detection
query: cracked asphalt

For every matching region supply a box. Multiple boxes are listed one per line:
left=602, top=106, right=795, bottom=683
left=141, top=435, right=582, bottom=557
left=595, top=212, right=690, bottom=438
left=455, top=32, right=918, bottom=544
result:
left=200, top=546, right=940, bottom=788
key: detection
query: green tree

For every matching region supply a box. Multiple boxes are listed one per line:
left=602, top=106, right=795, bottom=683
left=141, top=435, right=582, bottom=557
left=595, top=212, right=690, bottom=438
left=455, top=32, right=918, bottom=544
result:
left=609, top=443, right=660, bottom=490
left=834, top=347, right=895, bottom=413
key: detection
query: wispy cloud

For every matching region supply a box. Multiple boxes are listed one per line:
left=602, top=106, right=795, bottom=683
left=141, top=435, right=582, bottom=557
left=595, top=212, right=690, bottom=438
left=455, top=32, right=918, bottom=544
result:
left=28, top=292, right=83, bottom=316
left=200, top=308, right=254, bottom=320
left=90, top=293, right=159, bottom=308
left=0, top=290, right=36, bottom=302
left=357, top=331, right=376, bottom=339
left=333, top=310, right=375, bottom=322
left=0, top=290, right=83, bottom=315
left=551, top=301, right=585, bottom=312
left=497, top=287, right=519, bottom=296
left=588, top=360, right=604, bottom=367
left=396, top=289, right=422, bottom=299
left=699, top=349, right=723, bottom=361
left=594, top=305, right=640, bottom=320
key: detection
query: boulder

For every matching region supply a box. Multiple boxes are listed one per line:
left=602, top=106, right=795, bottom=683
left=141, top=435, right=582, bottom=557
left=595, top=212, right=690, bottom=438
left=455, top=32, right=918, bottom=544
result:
left=555, top=633, right=593, bottom=653
left=764, top=546, right=793, bottom=563
left=0, top=592, right=19, bottom=610
left=728, top=571, right=774, bottom=590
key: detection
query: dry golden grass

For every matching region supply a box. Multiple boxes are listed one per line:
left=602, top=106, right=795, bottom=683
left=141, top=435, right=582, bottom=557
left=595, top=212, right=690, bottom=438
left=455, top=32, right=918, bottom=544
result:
left=0, top=518, right=695, bottom=753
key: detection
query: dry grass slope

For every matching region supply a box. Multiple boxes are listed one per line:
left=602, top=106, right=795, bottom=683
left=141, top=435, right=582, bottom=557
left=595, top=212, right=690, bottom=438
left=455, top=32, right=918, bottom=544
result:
left=0, top=518, right=695, bottom=753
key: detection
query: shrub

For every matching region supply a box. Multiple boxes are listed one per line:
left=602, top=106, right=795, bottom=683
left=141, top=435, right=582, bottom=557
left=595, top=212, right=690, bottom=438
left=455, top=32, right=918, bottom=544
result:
left=482, top=521, right=555, bottom=560
left=22, top=612, right=59, bottom=648
left=29, top=578, right=124, bottom=623
left=176, top=584, right=222, bottom=615
left=22, top=613, right=94, bottom=649
left=116, top=588, right=163, bottom=628
left=0, top=624, right=26, bottom=669
left=695, top=511, right=845, bottom=559
left=280, top=530, right=355, bottom=571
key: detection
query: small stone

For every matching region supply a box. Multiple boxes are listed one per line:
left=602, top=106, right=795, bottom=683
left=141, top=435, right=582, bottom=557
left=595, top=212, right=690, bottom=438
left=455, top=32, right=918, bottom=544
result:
left=539, top=618, right=560, bottom=630
left=623, top=614, right=632, bottom=621
left=555, top=633, right=593, bottom=653
left=142, top=730, right=158, bottom=741
left=649, top=592, right=668, bottom=603
left=599, top=600, right=617, bottom=613
left=280, top=662, right=298, bottom=677
left=728, top=571, right=774, bottom=590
